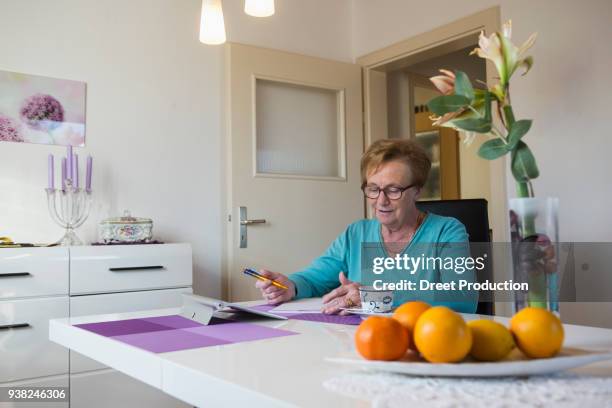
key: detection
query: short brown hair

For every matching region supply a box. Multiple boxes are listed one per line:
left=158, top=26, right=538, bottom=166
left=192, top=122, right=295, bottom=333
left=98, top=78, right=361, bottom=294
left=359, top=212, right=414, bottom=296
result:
left=360, top=139, right=431, bottom=188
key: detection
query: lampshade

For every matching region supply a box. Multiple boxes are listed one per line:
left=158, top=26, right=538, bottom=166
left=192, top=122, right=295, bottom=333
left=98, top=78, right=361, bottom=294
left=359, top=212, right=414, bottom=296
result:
left=244, top=0, right=275, bottom=17
left=199, top=0, right=226, bottom=45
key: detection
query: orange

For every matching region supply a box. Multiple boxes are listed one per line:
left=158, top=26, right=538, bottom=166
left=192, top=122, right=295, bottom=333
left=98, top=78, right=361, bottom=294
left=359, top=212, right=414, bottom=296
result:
left=392, top=301, right=431, bottom=350
left=355, top=316, right=410, bottom=361
left=413, top=306, right=472, bottom=363
left=467, top=319, right=515, bottom=361
left=510, top=307, right=564, bottom=358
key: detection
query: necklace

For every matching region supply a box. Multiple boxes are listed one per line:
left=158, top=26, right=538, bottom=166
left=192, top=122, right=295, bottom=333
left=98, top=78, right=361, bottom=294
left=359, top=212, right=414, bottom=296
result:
left=383, top=211, right=426, bottom=257
left=406, top=211, right=425, bottom=242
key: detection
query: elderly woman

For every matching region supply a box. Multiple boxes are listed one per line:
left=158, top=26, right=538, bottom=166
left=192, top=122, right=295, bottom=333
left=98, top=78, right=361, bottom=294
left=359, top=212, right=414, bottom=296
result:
left=256, top=139, right=478, bottom=314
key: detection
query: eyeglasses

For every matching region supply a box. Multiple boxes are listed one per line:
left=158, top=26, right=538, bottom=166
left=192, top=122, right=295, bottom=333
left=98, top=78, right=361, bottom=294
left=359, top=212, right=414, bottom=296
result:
left=362, top=184, right=416, bottom=200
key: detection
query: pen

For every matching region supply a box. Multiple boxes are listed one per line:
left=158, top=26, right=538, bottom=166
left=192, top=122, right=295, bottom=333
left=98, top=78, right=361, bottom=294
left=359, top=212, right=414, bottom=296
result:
left=243, top=268, right=289, bottom=290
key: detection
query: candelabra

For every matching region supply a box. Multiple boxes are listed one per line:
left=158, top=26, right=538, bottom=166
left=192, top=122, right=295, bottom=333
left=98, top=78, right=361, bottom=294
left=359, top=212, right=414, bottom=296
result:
left=46, top=180, right=93, bottom=246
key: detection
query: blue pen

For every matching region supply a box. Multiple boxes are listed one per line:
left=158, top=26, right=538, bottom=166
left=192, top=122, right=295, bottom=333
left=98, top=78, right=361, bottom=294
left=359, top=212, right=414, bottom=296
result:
left=243, top=268, right=288, bottom=290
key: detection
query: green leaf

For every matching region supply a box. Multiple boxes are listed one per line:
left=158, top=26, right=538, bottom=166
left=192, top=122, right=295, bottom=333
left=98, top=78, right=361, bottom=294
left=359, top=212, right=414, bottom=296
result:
left=453, top=118, right=492, bottom=133
left=478, top=138, right=510, bottom=160
left=511, top=141, right=539, bottom=181
left=453, top=70, right=474, bottom=101
left=507, top=119, right=532, bottom=149
left=469, top=89, right=487, bottom=115
left=427, top=95, right=470, bottom=116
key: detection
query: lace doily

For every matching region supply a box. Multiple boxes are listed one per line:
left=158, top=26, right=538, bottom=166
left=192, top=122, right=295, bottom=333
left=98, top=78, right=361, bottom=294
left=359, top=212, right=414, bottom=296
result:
left=323, top=371, right=612, bottom=408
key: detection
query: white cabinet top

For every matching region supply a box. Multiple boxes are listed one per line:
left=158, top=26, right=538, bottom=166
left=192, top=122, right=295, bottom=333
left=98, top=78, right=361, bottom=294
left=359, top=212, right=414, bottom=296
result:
left=0, top=243, right=192, bottom=298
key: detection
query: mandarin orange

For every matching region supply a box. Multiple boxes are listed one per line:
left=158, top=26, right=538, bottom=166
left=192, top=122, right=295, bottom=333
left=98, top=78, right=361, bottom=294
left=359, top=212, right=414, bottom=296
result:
left=510, top=307, right=564, bottom=358
left=392, top=301, right=431, bottom=350
left=413, top=306, right=472, bottom=363
left=355, top=316, right=410, bottom=361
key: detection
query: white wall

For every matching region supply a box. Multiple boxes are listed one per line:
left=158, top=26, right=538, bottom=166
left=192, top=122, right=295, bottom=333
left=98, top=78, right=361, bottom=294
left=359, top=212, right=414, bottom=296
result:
left=224, top=0, right=353, bottom=62
left=0, top=0, right=352, bottom=297
left=0, top=0, right=224, bottom=296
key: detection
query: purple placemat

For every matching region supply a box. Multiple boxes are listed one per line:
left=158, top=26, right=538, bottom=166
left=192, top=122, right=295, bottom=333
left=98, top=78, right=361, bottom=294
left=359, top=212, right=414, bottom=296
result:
left=252, top=304, right=362, bottom=326
left=75, top=315, right=297, bottom=354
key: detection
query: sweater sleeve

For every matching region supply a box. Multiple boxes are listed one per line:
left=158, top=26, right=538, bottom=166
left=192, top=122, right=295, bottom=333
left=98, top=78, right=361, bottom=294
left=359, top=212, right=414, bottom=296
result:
left=288, top=226, right=351, bottom=299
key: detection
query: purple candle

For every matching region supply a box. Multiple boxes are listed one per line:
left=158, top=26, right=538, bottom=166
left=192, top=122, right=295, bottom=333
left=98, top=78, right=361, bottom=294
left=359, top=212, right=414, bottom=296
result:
left=61, top=158, right=67, bottom=191
left=85, top=156, right=93, bottom=192
left=48, top=154, right=54, bottom=190
left=73, top=154, right=79, bottom=189
left=66, top=145, right=73, bottom=181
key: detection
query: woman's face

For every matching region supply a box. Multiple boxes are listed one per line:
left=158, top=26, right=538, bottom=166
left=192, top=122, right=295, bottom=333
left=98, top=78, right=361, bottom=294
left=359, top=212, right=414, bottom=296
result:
left=365, top=161, right=420, bottom=230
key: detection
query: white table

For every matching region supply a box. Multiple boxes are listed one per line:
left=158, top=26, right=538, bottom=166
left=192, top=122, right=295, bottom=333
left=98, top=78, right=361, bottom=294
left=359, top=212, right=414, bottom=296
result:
left=49, top=304, right=612, bottom=408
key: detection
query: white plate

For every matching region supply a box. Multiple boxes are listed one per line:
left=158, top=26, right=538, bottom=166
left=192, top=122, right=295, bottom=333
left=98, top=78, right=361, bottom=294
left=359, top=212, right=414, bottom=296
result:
left=340, top=308, right=394, bottom=317
left=326, top=348, right=612, bottom=377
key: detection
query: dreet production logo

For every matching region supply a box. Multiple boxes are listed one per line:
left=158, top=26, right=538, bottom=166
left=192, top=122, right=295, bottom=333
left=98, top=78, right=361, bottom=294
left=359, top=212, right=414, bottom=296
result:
left=370, top=253, right=528, bottom=292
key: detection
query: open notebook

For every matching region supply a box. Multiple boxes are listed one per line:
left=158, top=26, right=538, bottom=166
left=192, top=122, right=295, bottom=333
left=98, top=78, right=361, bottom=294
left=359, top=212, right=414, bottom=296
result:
left=270, top=297, right=324, bottom=313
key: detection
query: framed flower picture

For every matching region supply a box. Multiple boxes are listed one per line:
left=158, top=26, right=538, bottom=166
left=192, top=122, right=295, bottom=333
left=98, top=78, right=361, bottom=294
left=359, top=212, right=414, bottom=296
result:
left=0, top=70, right=86, bottom=146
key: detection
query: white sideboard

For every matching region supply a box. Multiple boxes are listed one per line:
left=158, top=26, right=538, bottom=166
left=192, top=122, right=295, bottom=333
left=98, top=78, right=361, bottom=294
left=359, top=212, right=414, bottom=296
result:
left=0, top=244, right=193, bottom=408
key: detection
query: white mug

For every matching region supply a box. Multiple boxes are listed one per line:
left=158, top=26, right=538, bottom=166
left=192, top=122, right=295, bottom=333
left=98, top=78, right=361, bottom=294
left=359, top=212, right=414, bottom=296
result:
left=359, top=286, right=394, bottom=313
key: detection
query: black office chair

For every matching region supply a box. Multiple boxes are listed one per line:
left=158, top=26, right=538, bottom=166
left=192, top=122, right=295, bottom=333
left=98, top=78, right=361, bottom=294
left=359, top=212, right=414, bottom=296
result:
left=416, top=199, right=494, bottom=315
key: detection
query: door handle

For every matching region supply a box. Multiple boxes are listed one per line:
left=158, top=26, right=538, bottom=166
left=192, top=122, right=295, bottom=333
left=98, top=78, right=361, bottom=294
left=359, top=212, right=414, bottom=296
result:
left=239, top=206, right=266, bottom=248
left=240, top=219, right=266, bottom=225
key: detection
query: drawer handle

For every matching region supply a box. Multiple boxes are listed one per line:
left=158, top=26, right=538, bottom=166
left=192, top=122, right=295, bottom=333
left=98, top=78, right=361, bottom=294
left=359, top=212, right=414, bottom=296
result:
left=109, top=265, right=165, bottom=272
left=0, top=272, right=32, bottom=278
left=0, top=323, right=31, bottom=330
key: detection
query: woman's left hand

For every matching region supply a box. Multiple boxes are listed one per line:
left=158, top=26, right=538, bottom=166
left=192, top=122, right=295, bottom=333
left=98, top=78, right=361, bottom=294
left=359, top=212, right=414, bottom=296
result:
left=321, top=272, right=361, bottom=315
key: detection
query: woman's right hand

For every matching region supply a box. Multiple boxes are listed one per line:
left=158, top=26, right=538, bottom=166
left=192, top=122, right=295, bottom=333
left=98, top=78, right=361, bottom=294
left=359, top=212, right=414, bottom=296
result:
left=255, top=269, right=296, bottom=305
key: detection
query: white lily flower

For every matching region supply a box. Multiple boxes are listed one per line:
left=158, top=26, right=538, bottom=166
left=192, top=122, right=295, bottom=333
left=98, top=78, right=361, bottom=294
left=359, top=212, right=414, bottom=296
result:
left=471, top=21, right=537, bottom=87
left=461, top=131, right=477, bottom=146
left=471, top=30, right=507, bottom=85
left=503, top=20, right=512, bottom=39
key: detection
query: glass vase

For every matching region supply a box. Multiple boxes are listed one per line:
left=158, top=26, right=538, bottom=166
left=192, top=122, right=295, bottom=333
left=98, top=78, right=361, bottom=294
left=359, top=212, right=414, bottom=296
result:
left=509, top=197, right=559, bottom=314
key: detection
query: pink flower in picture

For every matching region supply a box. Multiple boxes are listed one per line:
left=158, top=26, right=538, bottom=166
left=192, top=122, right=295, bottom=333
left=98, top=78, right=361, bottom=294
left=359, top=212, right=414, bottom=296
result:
left=20, top=93, right=65, bottom=131
left=0, top=114, right=23, bottom=142
left=1, top=70, right=86, bottom=146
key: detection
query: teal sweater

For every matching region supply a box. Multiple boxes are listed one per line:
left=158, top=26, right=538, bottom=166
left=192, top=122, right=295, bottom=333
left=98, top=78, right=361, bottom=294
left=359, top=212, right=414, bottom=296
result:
left=288, top=213, right=478, bottom=313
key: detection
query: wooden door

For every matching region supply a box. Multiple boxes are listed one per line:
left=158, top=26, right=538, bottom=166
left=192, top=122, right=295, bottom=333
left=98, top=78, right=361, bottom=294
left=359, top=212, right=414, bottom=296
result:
left=224, top=43, right=364, bottom=301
